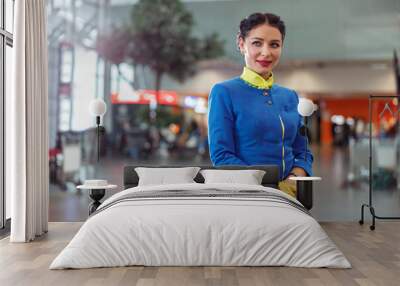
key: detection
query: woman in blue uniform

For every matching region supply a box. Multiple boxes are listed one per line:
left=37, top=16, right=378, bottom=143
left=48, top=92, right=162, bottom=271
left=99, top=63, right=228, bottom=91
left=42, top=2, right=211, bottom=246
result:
left=208, top=12, right=313, bottom=197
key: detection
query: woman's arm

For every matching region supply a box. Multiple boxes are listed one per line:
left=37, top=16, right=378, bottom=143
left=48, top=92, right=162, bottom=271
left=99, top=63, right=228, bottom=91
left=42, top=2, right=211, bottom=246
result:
left=208, top=84, right=246, bottom=166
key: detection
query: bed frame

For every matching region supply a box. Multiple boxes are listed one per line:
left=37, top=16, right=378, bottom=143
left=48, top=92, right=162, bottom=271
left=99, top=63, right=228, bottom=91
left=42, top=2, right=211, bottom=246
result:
left=123, top=165, right=313, bottom=210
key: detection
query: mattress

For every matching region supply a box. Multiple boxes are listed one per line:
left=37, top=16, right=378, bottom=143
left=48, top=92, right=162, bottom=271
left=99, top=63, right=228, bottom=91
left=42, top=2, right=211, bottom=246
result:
left=50, top=183, right=351, bottom=269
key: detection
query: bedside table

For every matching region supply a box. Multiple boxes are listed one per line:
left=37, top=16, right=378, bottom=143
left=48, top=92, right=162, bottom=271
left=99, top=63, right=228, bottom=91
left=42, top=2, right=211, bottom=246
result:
left=77, top=182, right=117, bottom=215
left=289, top=176, right=321, bottom=210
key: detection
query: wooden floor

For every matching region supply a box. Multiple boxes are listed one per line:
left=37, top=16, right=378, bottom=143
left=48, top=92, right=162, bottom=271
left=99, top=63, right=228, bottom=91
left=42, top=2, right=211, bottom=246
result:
left=0, top=222, right=399, bottom=286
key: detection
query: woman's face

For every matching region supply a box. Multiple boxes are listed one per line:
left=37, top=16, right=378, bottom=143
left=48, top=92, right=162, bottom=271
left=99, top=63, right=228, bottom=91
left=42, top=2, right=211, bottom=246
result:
left=239, top=24, right=283, bottom=78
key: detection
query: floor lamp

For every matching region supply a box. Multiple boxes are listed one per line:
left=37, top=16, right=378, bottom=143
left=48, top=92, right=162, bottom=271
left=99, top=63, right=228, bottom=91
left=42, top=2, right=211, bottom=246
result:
left=297, top=98, right=315, bottom=158
left=292, top=98, right=321, bottom=210
left=85, top=98, right=108, bottom=215
left=89, top=98, right=107, bottom=162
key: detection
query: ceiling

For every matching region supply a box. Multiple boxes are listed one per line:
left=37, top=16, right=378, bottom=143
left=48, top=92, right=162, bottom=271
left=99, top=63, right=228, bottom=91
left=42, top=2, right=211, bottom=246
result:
left=108, top=0, right=400, bottom=64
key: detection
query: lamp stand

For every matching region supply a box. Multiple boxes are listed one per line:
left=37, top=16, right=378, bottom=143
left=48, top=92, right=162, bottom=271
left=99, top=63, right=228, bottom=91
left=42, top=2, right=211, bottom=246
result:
left=304, top=116, right=308, bottom=161
left=299, top=116, right=309, bottom=161
left=296, top=180, right=313, bottom=210
left=89, top=189, right=105, bottom=215
left=96, top=116, right=100, bottom=163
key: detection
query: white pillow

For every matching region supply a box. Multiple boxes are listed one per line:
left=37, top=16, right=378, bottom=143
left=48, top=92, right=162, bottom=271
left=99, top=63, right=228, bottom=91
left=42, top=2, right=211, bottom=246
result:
left=200, top=169, right=266, bottom=185
left=135, top=167, right=201, bottom=186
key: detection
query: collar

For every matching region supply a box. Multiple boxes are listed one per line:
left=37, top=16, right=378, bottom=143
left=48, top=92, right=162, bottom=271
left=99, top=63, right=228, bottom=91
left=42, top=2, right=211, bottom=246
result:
left=240, top=66, right=274, bottom=89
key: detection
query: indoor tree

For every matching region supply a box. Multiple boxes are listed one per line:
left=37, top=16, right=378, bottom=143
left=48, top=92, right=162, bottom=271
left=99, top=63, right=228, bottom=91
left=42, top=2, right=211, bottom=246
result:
left=96, top=0, right=224, bottom=119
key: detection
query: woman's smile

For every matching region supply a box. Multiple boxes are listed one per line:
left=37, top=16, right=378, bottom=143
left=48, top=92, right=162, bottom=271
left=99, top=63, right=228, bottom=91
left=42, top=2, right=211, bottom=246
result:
left=256, top=60, right=273, bottom=68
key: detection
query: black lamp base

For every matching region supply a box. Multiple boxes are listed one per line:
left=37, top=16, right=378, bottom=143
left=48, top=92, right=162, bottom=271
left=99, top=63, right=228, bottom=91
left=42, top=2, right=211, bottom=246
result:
left=296, top=180, right=313, bottom=210
left=88, top=189, right=105, bottom=215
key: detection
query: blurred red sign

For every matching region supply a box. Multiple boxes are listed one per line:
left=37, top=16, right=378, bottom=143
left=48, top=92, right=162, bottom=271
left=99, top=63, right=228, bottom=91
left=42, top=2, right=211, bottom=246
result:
left=111, top=90, right=178, bottom=106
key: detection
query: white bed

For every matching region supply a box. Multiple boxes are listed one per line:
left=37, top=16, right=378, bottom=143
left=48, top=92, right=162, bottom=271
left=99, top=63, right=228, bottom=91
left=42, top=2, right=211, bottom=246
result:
left=50, top=183, right=351, bottom=269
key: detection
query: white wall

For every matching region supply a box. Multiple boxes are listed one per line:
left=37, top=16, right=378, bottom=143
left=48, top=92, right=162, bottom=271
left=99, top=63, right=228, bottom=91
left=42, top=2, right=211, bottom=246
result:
left=174, top=61, right=396, bottom=96
left=275, top=64, right=396, bottom=94
left=72, top=48, right=98, bottom=131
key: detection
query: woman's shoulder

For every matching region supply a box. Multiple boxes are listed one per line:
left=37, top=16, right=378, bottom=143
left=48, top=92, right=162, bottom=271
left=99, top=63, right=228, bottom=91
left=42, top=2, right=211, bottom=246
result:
left=272, top=83, right=297, bottom=95
left=272, top=84, right=299, bottom=101
left=210, top=77, right=244, bottom=93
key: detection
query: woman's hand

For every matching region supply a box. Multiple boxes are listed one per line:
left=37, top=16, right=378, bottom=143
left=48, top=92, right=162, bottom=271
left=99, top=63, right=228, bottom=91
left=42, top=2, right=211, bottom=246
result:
left=284, top=167, right=307, bottom=186
left=289, top=167, right=307, bottom=177
left=283, top=176, right=297, bottom=187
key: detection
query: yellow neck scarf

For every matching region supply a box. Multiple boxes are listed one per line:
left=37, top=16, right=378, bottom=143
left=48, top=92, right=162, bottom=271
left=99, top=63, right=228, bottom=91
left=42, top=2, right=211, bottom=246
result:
left=240, top=66, right=274, bottom=89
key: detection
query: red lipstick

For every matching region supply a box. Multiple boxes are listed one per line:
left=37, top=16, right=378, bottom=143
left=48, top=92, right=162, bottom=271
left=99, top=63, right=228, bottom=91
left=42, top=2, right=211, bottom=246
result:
left=257, top=60, right=272, bottom=67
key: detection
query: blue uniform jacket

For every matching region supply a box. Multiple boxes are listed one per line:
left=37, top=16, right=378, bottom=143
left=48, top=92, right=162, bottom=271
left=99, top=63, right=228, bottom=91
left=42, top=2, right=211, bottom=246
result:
left=208, top=77, right=313, bottom=180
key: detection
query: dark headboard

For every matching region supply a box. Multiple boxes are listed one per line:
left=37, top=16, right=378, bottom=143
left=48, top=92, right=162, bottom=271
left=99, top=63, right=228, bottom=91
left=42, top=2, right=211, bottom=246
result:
left=123, top=165, right=280, bottom=189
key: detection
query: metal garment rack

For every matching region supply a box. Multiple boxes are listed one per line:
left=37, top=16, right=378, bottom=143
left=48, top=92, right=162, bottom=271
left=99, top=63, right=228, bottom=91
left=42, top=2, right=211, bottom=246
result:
left=360, top=95, right=400, bottom=230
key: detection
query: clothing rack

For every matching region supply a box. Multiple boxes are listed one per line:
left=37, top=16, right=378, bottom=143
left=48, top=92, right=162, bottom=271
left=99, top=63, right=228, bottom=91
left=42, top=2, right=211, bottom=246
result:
left=359, top=95, right=400, bottom=230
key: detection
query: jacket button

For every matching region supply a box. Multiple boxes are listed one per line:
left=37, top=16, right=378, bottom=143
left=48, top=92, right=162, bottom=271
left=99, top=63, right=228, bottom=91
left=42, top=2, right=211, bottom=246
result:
left=267, top=100, right=273, bottom=105
left=263, top=91, right=269, bottom=96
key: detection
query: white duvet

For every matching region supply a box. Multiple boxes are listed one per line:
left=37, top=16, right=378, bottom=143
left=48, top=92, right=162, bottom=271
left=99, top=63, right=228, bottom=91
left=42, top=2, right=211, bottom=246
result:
left=50, top=183, right=351, bottom=269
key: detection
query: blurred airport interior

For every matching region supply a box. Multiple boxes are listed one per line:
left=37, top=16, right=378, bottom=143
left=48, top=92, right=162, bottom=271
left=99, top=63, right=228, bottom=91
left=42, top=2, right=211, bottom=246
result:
left=33, top=0, right=400, bottom=221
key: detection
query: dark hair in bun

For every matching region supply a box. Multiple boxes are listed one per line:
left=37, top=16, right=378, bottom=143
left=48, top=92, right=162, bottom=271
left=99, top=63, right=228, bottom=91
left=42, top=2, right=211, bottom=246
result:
left=237, top=12, right=286, bottom=47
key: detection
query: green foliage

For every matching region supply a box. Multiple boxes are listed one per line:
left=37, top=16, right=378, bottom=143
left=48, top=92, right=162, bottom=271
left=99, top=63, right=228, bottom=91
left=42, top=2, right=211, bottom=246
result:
left=130, top=0, right=193, bottom=36
left=129, top=0, right=198, bottom=83
left=96, top=28, right=132, bottom=65
left=137, top=105, right=183, bottom=128
left=200, top=33, right=225, bottom=60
